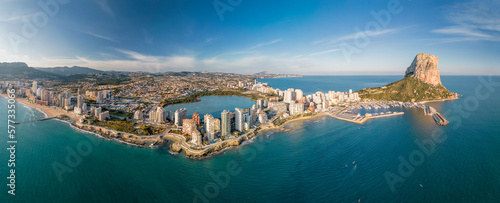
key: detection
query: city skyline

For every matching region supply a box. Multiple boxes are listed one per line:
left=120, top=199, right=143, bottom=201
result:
left=0, top=0, right=499, bottom=75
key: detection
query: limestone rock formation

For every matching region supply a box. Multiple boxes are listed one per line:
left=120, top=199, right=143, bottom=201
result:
left=405, top=53, right=442, bottom=86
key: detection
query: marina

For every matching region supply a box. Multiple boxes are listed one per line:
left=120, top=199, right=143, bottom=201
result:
left=327, top=101, right=448, bottom=125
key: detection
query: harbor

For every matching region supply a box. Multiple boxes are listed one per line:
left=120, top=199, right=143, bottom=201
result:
left=326, top=101, right=449, bottom=126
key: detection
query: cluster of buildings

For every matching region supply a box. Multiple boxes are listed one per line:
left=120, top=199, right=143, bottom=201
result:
left=181, top=103, right=270, bottom=146
left=16, top=81, right=114, bottom=121
left=132, top=101, right=271, bottom=146
left=1, top=78, right=364, bottom=148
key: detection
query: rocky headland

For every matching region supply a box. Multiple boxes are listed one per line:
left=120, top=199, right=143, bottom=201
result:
left=358, top=53, right=459, bottom=102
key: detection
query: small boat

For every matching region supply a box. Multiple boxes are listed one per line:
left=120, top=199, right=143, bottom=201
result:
left=419, top=184, right=423, bottom=188
left=353, top=161, right=355, bottom=164
left=345, top=164, right=348, bottom=168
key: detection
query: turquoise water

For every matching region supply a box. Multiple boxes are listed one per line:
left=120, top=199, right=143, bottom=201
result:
left=163, top=96, right=256, bottom=119
left=1, top=76, right=500, bottom=202
left=259, top=75, right=404, bottom=94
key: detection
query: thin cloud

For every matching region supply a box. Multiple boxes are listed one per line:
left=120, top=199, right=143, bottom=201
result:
left=206, top=38, right=217, bottom=44
left=84, top=31, right=119, bottom=43
left=432, top=26, right=493, bottom=38
left=312, top=28, right=401, bottom=45
left=308, top=49, right=340, bottom=56
left=0, top=13, right=32, bottom=22
left=432, top=0, right=500, bottom=43
left=95, top=0, right=115, bottom=18
left=248, top=39, right=281, bottom=49
left=333, top=29, right=398, bottom=43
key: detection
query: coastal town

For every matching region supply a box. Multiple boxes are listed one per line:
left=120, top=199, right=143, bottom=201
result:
left=0, top=72, right=448, bottom=157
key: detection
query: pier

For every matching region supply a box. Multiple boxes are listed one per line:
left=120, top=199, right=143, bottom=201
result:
left=424, top=106, right=449, bottom=126
left=13, top=117, right=56, bottom=125
left=329, top=109, right=404, bottom=124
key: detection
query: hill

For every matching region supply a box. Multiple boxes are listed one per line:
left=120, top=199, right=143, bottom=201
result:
left=0, top=62, right=61, bottom=80
left=357, top=53, right=458, bottom=102
left=35, top=66, right=103, bottom=76
left=357, top=76, right=456, bottom=102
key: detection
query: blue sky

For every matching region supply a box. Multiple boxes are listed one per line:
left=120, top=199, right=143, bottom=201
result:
left=0, top=0, right=498, bottom=75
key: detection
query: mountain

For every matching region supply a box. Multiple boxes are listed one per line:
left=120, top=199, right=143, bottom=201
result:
left=357, top=53, right=458, bottom=102
left=405, top=53, right=442, bottom=86
left=35, top=66, right=103, bottom=76
left=0, top=62, right=61, bottom=79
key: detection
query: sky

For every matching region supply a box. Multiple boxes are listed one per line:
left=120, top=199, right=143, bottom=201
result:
left=0, top=0, right=499, bottom=75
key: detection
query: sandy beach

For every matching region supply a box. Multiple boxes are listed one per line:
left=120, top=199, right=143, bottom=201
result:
left=0, top=94, right=82, bottom=121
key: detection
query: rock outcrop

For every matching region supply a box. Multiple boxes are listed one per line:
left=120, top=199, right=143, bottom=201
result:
left=357, top=53, right=458, bottom=102
left=405, top=53, right=442, bottom=86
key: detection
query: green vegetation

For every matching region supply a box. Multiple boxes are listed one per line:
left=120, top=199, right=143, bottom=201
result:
left=160, top=88, right=267, bottom=107
left=106, top=109, right=133, bottom=118
left=85, top=99, right=97, bottom=104
left=183, top=134, right=191, bottom=142
left=357, top=76, right=455, bottom=102
left=170, top=129, right=182, bottom=134
left=91, top=119, right=164, bottom=135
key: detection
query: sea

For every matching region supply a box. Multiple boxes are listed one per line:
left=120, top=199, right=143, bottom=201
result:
left=1, top=76, right=499, bottom=202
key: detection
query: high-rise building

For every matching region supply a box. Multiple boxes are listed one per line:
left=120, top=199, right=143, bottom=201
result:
left=156, top=107, right=165, bottom=123
left=295, top=89, right=303, bottom=102
left=289, top=102, right=305, bottom=116
left=149, top=107, right=166, bottom=123
left=214, top=118, right=220, bottom=133
left=182, top=119, right=196, bottom=135
left=97, top=91, right=104, bottom=104
left=235, top=108, right=244, bottom=132
left=250, top=105, right=257, bottom=126
left=191, top=130, right=202, bottom=146
left=149, top=111, right=156, bottom=123
left=174, top=108, right=187, bottom=126
left=258, top=112, right=268, bottom=124
left=256, top=100, right=263, bottom=109
left=284, top=88, right=295, bottom=103
left=77, top=95, right=83, bottom=109
left=134, top=110, right=143, bottom=120
left=99, top=111, right=110, bottom=121
left=269, top=102, right=287, bottom=114
left=221, top=110, right=231, bottom=137
left=95, top=107, right=102, bottom=117
left=32, top=81, right=37, bottom=94
left=192, top=113, right=200, bottom=127
left=204, top=114, right=215, bottom=141
left=167, top=110, right=174, bottom=121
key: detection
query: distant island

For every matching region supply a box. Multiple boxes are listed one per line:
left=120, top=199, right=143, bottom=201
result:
left=253, top=71, right=302, bottom=78
left=358, top=53, right=459, bottom=102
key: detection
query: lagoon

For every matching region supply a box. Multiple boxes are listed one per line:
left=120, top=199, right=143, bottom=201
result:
left=163, top=95, right=256, bottom=119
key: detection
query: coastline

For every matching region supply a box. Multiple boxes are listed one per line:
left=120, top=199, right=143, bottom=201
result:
left=0, top=94, right=162, bottom=149
left=419, top=96, right=460, bottom=104
left=0, top=93, right=82, bottom=121
left=2, top=93, right=454, bottom=159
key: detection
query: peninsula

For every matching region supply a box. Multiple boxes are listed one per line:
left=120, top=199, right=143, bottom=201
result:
left=0, top=53, right=457, bottom=158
